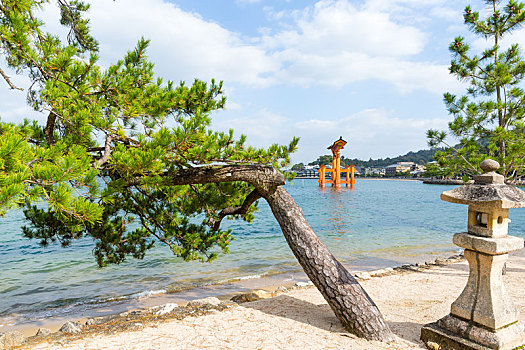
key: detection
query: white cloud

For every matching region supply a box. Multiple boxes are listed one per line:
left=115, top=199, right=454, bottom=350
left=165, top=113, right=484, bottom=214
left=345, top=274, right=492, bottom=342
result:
left=264, top=0, right=426, bottom=57
left=213, top=107, right=450, bottom=163
left=430, top=6, right=460, bottom=22
left=36, top=0, right=460, bottom=94
left=472, top=27, right=525, bottom=52
left=364, top=0, right=452, bottom=23
left=66, top=0, right=279, bottom=88
left=273, top=51, right=459, bottom=93
left=293, top=109, right=449, bottom=161
left=260, top=0, right=462, bottom=93
left=213, top=108, right=289, bottom=146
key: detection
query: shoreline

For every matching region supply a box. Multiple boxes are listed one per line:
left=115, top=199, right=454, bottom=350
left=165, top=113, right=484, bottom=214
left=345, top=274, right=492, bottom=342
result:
left=294, top=177, right=421, bottom=181
left=11, top=248, right=524, bottom=349
left=2, top=251, right=463, bottom=343
left=0, top=249, right=460, bottom=338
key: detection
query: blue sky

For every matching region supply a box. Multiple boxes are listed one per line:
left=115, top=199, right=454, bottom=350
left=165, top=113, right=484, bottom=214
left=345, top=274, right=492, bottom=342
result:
left=2, top=0, right=525, bottom=164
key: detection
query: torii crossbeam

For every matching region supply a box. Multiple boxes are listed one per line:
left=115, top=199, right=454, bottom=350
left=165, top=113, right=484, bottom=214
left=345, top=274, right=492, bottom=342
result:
left=318, top=137, right=356, bottom=188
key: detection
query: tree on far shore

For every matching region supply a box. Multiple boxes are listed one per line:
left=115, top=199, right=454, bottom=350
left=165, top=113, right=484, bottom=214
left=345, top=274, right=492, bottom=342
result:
left=428, top=0, right=525, bottom=181
left=0, top=0, right=394, bottom=341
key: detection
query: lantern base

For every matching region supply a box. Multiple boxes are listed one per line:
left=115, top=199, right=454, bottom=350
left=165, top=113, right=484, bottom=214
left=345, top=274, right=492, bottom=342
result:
left=421, top=315, right=525, bottom=350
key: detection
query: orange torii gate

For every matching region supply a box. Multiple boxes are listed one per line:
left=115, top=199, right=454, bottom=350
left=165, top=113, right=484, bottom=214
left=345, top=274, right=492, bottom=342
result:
left=318, top=137, right=356, bottom=188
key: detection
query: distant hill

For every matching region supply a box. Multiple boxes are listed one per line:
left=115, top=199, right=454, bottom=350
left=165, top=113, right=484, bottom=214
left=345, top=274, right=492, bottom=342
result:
left=305, top=148, right=441, bottom=168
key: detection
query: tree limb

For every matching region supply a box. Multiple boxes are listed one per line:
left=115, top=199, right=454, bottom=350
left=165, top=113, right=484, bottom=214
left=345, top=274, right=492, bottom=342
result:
left=127, top=164, right=285, bottom=196
left=96, top=135, right=113, bottom=167
left=44, top=111, right=57, bottom=145
left=212, top=189, right=261, bottom=231
left=0, top=67, right=23, bottom=90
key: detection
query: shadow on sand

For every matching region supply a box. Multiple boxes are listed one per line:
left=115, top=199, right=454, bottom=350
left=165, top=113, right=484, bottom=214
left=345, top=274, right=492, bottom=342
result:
left=242, top=294, right=425, bottom=345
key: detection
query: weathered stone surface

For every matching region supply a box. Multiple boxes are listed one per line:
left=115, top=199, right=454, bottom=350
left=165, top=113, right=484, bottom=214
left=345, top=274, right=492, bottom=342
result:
left=59, top=321, right=82, bottom=334
left=422, top=322, right=490, bottom=350
left=450, top=250, right=519, bottom=329
left=474, top=172, right=505, bottom=185
left=453, top=232, right=524, bottom=255
left=441, top=183, right=525, bottom=209
left=479, top=159, right=500, bottom=173
left=86, top=314, right=120, bottom=325
left=0, top=331, right=24, bottom=349
left=187, top=297, right=221, bottom=307
left=154, top=303, right=178, bottom=315
left=35, top=328, right=51, bottom=336
left=438, top=315, right=525, bottom=349
left=423, top=160, right=525, bottom=349
left=230, top=290, right=275, bottom=303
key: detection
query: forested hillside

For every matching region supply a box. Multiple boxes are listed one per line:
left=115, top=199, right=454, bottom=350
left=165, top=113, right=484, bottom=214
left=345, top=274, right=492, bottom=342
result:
left=305, top=148, right=441, bottom=168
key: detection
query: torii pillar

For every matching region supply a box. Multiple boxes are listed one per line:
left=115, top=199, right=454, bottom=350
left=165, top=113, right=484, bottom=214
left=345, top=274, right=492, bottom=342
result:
left=318, top=137, right=356, bottom=188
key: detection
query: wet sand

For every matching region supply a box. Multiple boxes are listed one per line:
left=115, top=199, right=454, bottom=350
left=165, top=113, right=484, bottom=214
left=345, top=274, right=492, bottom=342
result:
left=17, top=249, right=525, bottom=350
left=3, top=249, right=460, bottom=339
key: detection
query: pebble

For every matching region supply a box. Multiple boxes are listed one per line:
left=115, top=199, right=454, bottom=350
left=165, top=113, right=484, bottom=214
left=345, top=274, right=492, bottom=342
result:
left=35, top=328, right=52, bottom=336
left=59, top=321, right=82, bottom=334
left=294, top=281, right=313, bottom=287
left=231, top=290, right=275, bottom=303
left=434, top=258, right=447, bottom=265
left=187, top=297, right=221, bottom=307
left=426, top=341, right=441, bottom=350
left=154, top=303, right=178, bottom=316
left=354, top=272, right=371, bottom=280
left=87, top=314, right=119, bottom=325
left=275, top=286, right=289, bottom=293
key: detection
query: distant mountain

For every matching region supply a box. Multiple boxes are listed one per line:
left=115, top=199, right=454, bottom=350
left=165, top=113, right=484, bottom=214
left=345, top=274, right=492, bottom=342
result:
left=306, top=148, right=442, bottom=168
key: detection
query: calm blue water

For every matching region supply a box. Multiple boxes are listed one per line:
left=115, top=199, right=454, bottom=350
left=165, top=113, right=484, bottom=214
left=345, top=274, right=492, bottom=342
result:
left=1, top=179, right=524, bottom=327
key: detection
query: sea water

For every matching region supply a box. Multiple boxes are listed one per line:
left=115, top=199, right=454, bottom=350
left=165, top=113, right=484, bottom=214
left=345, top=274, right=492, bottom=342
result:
left=1, top=179, right=524, bottom=328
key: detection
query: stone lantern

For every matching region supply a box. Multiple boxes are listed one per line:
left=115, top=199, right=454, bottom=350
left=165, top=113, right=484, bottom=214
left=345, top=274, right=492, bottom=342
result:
left=421, top=159, right=525, bottom=350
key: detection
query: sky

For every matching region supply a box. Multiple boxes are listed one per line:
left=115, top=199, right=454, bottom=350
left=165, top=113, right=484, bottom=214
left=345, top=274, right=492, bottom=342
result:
left=2, top=0, right=525, bottom=164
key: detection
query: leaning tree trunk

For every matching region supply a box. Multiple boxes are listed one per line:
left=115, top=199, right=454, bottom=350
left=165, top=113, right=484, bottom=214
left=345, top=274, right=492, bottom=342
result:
left=264, top=186, right=394, bottom=341
left=159, top=164, right=394, bottom=341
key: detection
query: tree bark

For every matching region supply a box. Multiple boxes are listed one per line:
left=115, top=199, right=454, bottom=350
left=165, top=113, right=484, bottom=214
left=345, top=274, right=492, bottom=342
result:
left=140, top=165, right=394, bottom=341
left=44, top=111, right=57, bottom=145
left=264, top=186, right=394, bottom=341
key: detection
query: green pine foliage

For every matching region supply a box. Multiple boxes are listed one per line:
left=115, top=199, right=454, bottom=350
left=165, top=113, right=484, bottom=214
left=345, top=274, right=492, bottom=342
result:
left=427, top=0, right=525, bottom=180
left=0, top=0, right=298, bottom=266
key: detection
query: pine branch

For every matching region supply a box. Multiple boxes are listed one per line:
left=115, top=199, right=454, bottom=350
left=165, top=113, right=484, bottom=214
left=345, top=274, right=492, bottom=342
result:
left=0, top=67, right=23, bottom=90
left=212, top=189, right=261, bottom=232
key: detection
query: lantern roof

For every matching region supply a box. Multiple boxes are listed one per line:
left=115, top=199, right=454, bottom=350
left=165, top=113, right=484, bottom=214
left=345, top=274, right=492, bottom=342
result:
left=441, top=160, right=525, bottom=209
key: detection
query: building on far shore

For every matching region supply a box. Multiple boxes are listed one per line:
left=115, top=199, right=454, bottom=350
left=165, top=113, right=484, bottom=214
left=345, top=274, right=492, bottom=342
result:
left=385, top=162, right=426, bottom=177
left=292, top=162, right=430, bottom=178
left=294, top=165, right=319, bottom=178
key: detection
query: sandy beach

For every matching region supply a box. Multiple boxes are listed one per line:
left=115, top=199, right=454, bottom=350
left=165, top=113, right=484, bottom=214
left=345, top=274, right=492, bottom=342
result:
left=12, top=249, right=523, bottom=350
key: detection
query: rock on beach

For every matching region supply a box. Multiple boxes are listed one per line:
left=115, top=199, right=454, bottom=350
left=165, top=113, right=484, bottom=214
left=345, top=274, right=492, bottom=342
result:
left=59, top=322, right=82, bottom=334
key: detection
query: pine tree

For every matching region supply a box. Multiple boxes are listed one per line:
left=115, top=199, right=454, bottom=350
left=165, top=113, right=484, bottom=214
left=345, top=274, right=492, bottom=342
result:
left=427, top=0, right=525, bottom=181
left=0, top=0, right=393, bottom=341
